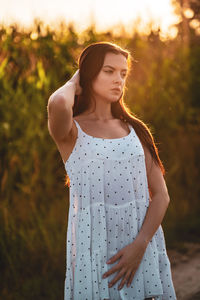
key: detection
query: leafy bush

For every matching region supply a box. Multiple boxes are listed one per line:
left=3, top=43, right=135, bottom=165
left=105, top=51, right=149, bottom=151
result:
left=0, top=19, right=199, bottom=299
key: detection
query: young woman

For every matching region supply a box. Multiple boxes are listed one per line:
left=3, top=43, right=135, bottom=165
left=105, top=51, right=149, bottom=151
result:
left=47, top=42, right=177, bottom=300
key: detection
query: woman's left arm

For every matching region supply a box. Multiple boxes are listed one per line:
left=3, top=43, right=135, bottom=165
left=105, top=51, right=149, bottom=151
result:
left=134, top=145, right=170, bottom=246
left=102, top=146, right=170, bottom=290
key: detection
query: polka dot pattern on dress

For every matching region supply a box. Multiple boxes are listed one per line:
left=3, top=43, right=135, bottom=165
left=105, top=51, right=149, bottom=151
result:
left=63, top=119, right=177, bottom=300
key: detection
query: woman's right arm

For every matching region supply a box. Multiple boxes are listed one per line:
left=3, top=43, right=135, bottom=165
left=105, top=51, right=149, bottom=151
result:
left=47, top=70, right=81, bottom=143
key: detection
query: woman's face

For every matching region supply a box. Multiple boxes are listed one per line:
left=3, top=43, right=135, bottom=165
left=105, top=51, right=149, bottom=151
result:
left=91, top=52, right=128, bottom=103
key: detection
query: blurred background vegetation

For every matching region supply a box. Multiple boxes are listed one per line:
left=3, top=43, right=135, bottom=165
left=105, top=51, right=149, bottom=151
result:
left=0, top=1, right=200, bottom=298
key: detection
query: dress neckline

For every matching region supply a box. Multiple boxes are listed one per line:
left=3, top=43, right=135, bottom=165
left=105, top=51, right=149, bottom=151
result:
left=74, top=119, right=132, bottom=141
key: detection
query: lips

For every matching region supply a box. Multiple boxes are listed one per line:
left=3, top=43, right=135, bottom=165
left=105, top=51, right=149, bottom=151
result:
left=111, top=88, right=121, bottom=92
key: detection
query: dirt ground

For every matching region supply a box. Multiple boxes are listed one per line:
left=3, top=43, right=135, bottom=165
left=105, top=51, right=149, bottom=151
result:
left=167, top=242, right=200, bottom=300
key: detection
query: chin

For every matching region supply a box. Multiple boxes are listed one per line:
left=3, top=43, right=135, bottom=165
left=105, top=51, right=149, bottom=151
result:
left=95, top=92, right=122, bottom=103
left=106, top=96, right=120, bottom=103
left=110, top=93, right=123, bottom=102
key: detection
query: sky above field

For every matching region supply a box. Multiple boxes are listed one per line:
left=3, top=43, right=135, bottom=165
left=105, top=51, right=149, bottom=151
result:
left=0, top=0, right=181, bottom=39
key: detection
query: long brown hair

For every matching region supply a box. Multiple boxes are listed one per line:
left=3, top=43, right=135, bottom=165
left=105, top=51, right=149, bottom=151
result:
left=65, top=41, right=165, bottom=187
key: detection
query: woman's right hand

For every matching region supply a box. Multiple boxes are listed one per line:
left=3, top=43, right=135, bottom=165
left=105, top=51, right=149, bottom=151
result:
left=68, top=70, right=82, bottom=96
left=49, top=70, right=82, bottom=110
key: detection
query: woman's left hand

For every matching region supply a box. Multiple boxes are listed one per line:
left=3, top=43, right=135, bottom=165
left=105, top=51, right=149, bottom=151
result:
left=102, top=239, right=148, bottom=290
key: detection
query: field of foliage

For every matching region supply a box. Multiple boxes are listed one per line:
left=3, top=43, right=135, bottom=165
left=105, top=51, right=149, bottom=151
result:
left=0, top=16, right=200, bottom=299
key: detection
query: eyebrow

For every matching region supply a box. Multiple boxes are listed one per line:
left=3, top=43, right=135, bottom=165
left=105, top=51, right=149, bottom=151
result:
left=103, top=65, right=128, bottom=71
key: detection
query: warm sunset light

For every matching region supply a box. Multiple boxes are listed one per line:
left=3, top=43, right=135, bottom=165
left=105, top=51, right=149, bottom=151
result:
left=0, top=0, right=181, bottom=40
left=1, top=0, right=200, bottom=297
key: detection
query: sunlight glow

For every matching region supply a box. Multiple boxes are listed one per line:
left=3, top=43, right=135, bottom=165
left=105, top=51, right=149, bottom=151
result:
left=189, top=19, right=200, bottom=29
left=183, top=8, right=194, bottom=19
left=188, top=17, right=200, bottom=36
left=0, top=0, right=181, bottom=40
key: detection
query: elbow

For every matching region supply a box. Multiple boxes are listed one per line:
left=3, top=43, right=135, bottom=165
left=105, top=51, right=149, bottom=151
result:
left=47, top=96, right=54, bottom=116
left=166, top=196, right=170, bottom=207
left=48, top=94, right=65, bottom=109
left=151, top=191, right=170, bottom=205
left=164, top=192, right=170, bottom=206
left=47, top=119, right=53, bottom=137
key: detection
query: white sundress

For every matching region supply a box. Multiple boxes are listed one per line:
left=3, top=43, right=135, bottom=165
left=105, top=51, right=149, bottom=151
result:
left=63, top=119, right=177, bottom=300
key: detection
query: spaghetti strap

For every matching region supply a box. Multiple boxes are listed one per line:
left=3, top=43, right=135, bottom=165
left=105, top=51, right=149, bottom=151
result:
left=73, top=118, right=80, bottom=127
left=63, top=117, right=177, bottom=299
left=73, top=118, right=133, bottom=140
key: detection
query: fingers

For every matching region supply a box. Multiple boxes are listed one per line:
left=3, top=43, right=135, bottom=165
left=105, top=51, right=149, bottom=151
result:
left=127, top=270, right=135, bottom=287
left=107, top=268, right=136, bottom=290
left=117, top=269, right=132, bottom=290
left=70, top=69, right=80, bottom=83
left=107, top=250, right=122, bottom=264
left=74, top=69, right=79, bottom=75
left=102, top=262, right=121, bottom=279
left=72, top=69, right=80, bottom=78
left=103, top=265, right=136, bottom=290
left=108, top=268, right=126, bottom=288
left=75, top=85, right=82, bottom=96
left=70, top=70, right=82, bottom=95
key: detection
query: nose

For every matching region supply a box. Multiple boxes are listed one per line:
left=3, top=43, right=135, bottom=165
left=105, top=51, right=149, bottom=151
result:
left=114, top=72, right=123, bottom=83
